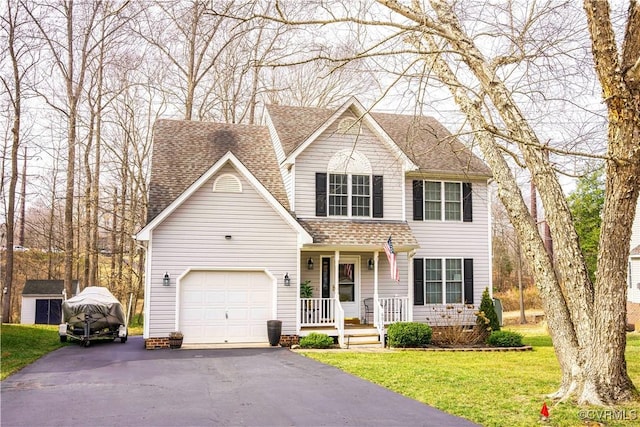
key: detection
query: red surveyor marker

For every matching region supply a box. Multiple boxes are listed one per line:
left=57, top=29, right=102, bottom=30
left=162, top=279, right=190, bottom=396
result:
left=540, top=402, right=550, bottom=418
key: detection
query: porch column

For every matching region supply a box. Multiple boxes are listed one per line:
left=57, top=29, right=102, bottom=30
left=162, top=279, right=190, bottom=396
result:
left=334, top=251, right=340, bottom=298
left=407, top=250, right=416, bottom=322
left=373, top=251, right=379, bottom=299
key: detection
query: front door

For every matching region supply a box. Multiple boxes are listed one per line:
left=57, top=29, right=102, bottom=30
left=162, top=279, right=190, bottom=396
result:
left=338, top=257, right=359, bottom=319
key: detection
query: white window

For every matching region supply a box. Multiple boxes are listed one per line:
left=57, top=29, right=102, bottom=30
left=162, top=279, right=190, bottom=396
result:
left=424, top=181, right=461, bottom=221
left=328, top=173, right=371, bottom=217
left=424, top=258, right=463, bottom=304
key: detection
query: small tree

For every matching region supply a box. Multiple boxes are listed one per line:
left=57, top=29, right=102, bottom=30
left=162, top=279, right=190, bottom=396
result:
left=478, top=288, right=500, bottom=334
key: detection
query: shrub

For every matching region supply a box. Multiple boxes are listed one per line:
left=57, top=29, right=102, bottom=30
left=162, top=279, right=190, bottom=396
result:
left=478, top=287, right=500, bottom=334
left=299, top=332, right=334, bottom=349
left=487, top=330, right=523, bottom=347
left=387, top=322, right=432, bottom=348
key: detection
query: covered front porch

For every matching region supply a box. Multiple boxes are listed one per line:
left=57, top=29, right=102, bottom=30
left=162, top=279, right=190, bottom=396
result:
left=296, top=219, right=419, bottom=347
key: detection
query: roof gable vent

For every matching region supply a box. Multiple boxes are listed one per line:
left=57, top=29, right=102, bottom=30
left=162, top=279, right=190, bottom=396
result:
left=337, top=117, right=361, bottom=135
left=213, top=174, right=242, bottom=193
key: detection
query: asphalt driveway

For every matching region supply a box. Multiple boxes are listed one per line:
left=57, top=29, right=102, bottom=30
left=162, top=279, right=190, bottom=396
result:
left=1, top=336, right=477, bottom=427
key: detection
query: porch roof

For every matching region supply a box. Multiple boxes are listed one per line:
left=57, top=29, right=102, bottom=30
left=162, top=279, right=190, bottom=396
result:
left=298, top=219, right=419, bottom=251
left=632, top=245, right=640, bottom=256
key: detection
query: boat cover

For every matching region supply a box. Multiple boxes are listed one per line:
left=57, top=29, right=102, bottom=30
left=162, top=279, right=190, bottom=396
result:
left=62, top=286, right=126, bottom=330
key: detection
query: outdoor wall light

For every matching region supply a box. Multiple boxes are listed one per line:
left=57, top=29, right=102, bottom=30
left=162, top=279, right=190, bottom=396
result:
left=163, top=272, right=170, bottom=286
left=284, top=273, right=291, bottom=286
left=368, top=258, right=374, bottom=270
left=307, top=258, right=314, bottom=270
left=224, top=235, right=232, bottom=240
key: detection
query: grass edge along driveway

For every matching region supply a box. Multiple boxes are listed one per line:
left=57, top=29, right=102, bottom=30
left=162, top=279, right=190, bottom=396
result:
left=301, top=326, right=640, bottom=427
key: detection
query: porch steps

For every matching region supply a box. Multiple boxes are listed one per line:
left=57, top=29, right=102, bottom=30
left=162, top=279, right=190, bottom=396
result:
left=300, top=326, right=384, bottom=348
left=344, top=327, right=383, bottom=348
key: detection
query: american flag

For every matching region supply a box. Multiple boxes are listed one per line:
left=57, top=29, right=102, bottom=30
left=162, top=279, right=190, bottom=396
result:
left=383, top=235, right=400, bottom=282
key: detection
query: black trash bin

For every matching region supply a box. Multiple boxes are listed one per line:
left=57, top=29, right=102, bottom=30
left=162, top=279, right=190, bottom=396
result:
left=267, top=320, right=282, bottom=346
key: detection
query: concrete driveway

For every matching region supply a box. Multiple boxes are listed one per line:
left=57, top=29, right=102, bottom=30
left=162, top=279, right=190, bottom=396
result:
left=1, top=336, right=477, bottom=427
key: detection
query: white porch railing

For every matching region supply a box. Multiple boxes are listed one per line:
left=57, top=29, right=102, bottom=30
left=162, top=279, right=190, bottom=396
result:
left=379, top=297, right=409, bottom=324
left=300, top=298, right=335, bottom=326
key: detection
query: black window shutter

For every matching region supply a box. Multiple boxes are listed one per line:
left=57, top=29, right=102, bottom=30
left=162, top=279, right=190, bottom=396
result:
left=373, top=175, right=383, bottom=218
left=413, top=180, right=423, bottom=221
left=463, top=183, right=473, bottom=222
left=413, top=258, right=424, bottom=305
left=315, top=173, right=327, bottom=217
left=464, top=258, right=474, bottom=304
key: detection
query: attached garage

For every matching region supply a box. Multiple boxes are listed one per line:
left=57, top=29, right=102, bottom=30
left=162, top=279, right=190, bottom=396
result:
left=179, top=270, right=275, bottom=344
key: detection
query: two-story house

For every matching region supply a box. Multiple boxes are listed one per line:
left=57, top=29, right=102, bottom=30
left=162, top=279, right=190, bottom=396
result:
left=135, top=97, right=493, bottom=349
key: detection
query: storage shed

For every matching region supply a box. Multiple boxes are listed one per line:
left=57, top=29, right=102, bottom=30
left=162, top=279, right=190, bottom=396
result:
left=21, top=280, right=79, bottom=325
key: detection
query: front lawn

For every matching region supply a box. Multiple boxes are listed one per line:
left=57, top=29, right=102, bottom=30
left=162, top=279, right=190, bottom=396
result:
left=1, top=324, right=67, bottom=380
left=301, top=327, right=640, bottom=427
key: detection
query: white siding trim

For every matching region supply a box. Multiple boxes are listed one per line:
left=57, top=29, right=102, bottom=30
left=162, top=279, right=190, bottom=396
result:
left=136, top=152, right=312, bottom=244
left=143, top=236, right=153, bottom=339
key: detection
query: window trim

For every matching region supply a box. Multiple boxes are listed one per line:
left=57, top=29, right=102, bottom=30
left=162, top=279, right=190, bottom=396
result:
left=417, top=257, right=466, bottom=305
left=423, top=181, right=462, bottom=222
left=327, top=173, right=372, bottom=218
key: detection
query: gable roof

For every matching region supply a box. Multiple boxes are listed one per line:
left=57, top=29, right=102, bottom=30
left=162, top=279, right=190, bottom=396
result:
left=138, top=151, right=312, bottom=243
left=631, top=245, right=640, bottom=257
left=265, top=102, right=491, bottom=178
left=146, top=120, right=290, bottom=223
left=22, top=280, right=79, bottom=296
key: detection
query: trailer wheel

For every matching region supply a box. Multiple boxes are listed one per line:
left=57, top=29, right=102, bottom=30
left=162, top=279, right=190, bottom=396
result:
left=120, top=336, right=127, bottom=344
left=59, top=335, right=67, bottom=343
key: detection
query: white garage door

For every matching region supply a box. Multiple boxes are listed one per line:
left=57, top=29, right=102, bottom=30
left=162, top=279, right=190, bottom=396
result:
left=180, top=270, right=273, bottom=344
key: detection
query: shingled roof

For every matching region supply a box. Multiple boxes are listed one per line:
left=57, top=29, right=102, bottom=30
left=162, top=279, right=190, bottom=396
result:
left=299, top=219, right=419, bottom=250
left=371, top=113, right=491, bottom=177
left=631, top=245, right=640, bottom=256
left=265, top=103, right=491, bottom=178
left=22, top=280, right=78, bottom=296
left=147, top=120, right=290, bottom=223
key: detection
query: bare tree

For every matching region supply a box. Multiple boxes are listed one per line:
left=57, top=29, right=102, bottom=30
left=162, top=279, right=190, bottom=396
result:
left=251, top=0, right=638, bottom=404
left=0, top=0, right=36, bottom=321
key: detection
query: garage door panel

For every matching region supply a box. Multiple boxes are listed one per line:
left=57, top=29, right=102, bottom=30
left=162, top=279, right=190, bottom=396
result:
left=180, top=270, right=273, bottom=344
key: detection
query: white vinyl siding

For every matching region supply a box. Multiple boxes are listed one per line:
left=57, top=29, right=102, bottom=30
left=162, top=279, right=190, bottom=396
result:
left=408, top=178, right=491, bottom=318
left=146, top=163, right=299, bottom=338
left=294, top=111, right=404, bottom=220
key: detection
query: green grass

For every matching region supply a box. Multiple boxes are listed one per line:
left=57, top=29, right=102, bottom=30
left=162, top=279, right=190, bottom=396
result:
left=301, top=327, right=640, bottom=427
left=1, top=324, right=67, bottom=380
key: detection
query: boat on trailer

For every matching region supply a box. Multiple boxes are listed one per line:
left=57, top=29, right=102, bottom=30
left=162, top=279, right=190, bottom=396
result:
left=58, top=286, right=128, bottom=347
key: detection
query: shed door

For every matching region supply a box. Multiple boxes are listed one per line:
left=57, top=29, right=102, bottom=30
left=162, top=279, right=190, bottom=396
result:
left=180, top=270, right=273, bottom=344
left=35, top=299, right=62, bottom=325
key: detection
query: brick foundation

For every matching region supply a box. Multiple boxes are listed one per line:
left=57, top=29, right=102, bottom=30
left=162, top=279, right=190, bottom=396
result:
left=145, top=337, right=170, bottom=349
left=144, top=335, right=300, bottom=349
left=279, top=335, right=299, bottom=347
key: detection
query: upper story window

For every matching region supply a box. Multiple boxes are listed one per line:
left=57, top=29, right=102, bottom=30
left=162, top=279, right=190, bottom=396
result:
left=413, top=180, right=472, bottom=222
left=316, top=149, right=383, bottom=218
left=328, top=173, right=370, bottom=217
